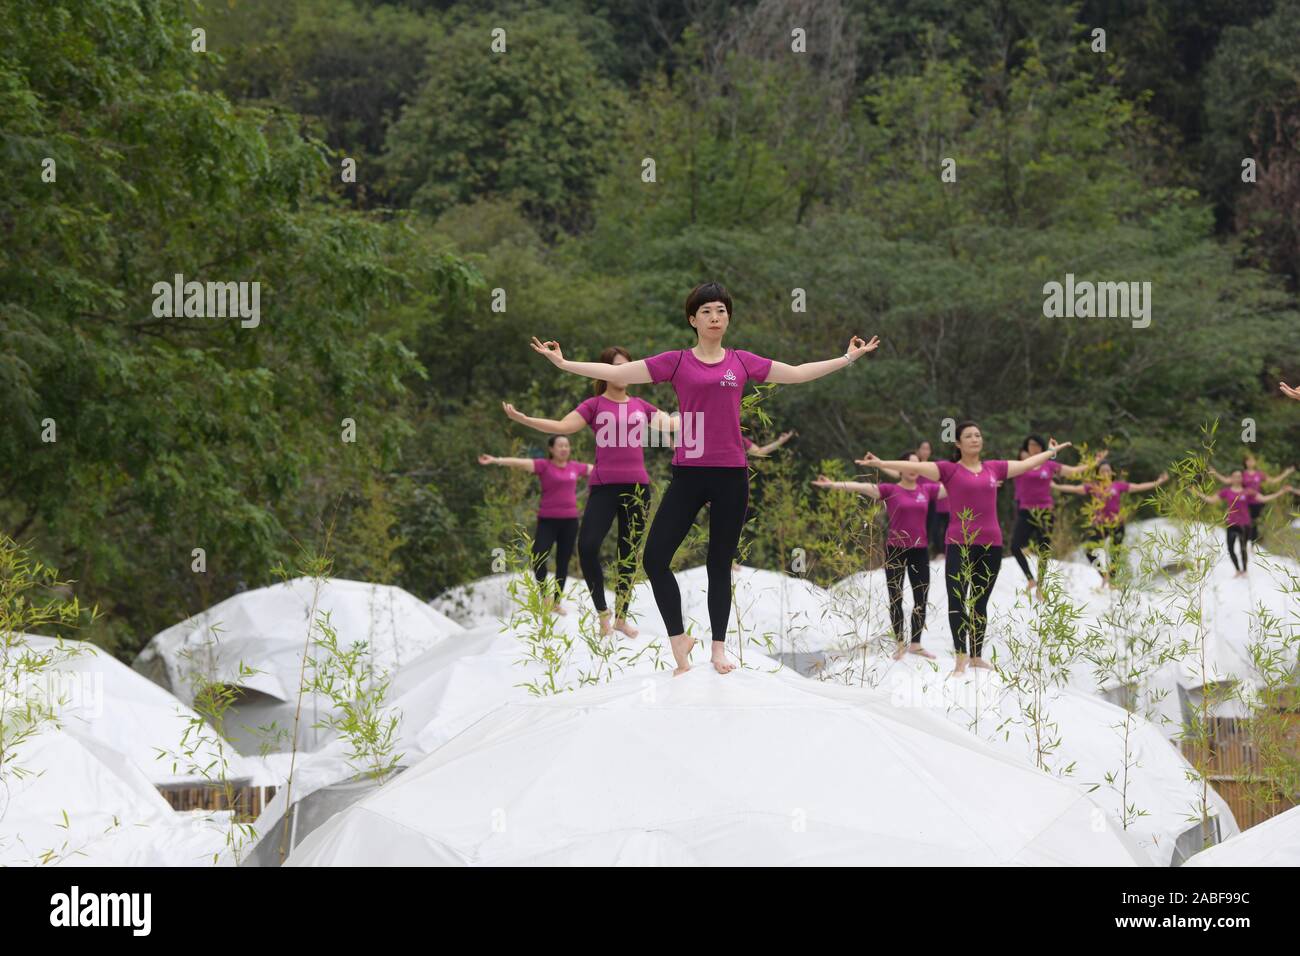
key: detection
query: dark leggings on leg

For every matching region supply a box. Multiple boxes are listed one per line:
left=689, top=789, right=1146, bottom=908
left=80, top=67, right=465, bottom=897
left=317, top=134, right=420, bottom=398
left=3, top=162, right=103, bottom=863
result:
left=1009, top=508, right=1053, bottom=582
left=884, top=546, right=930, bottom=642
left=642, top=466, right=749, bottom=641
left=927, top=511, right=949, bottom=560
left=1226, top=525, right=1249, bottom=571
left=944, top=544, right=1002, bottom=657
left=532, top=517, right=579, bottom=597
left=578, top=483, right=650, bottom=618
left=1247, top=503, right=1263, bottom=545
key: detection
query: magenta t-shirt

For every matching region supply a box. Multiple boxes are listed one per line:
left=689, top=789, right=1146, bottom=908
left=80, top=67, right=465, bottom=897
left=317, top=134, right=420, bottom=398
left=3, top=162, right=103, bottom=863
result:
left=532, top=458, right=590, bottom=518
left=1218, top=487, right=1253, bottom=526
left=921, top=473, right=949, bottom=514
left=1241, top=470, right=1264, bottom=502
left=1085, top=480, right=1131, bottom=527
left=644, top=348, right=772, bottom=468
left=936, top=459, right=1010, bottom=546
left=880, top=482, right=938, bottom=549
left=575, top=395, right=658, bottom=486
left=1013, top=459, right=1061, bottom=510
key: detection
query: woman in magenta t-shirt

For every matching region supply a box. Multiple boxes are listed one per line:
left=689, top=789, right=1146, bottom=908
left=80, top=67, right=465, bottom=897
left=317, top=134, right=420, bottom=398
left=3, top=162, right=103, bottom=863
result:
left=502, top=346, right=678, bottom=636
left=1194, top=470, right=1294, bottom=576
left=1208, top=454, right=1294, bottom=548
left=861, top=422, right=1072, bottom=674
left=1053, top=462, right=1167, bottom=588
left=812, top=451, right=947, bottom=660
left=531, top=280, right=878, bottom=676
left=478, top=435, right=592, bottom=615
left=1008, top=435, right=1101, bottom=595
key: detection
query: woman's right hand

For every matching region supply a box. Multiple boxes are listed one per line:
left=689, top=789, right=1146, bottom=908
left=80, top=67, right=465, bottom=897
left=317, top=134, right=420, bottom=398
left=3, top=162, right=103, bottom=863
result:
left=530, top=337, right=565, bottom=367
left=502, top=401, right=525, bottom=422
left=811, top=475, right=833, bottom=487
left=854, top=451, right=883, bottom=468
left=478, top=454, right=495, bottom=465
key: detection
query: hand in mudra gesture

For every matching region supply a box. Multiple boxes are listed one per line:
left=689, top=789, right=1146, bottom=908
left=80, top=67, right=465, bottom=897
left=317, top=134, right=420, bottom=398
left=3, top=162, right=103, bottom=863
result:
left=854, top=451, right=883, bottom=468
left=530, top=337, right=565, bottom=366
left=846, top=335, right=880, bottom=362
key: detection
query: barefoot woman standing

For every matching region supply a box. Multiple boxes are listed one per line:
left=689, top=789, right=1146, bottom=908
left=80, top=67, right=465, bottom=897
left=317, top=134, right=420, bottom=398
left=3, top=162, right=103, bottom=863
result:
left=531, top=281, right=877, bottom=674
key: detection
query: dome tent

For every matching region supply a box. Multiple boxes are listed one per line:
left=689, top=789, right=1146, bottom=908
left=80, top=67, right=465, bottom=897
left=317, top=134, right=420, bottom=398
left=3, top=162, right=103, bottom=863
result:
left=286, top=665, right=1151, bottom=866
left=133, top=578, right=463, bottom=753
left=13, top=634, right=252, bottom=785
left=1184, top=804, right=1300, bottom=867
left=820, top=652, right=1239, bottom=866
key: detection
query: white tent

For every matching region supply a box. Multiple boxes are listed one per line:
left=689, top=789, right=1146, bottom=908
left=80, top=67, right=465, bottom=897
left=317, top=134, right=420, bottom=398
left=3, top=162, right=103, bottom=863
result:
left=237, top=612, right=679, bottom=863
left=1184, top=805, right=1300, bottom=867
left=134, top=578, right=463, bottom=753
left=11, top=634, right=253, bottom=785
left=286, top=665, right=1151, bottom=866
left=0, top=728, right=230, bottom=866
left=819, top=652, right=1238, bottom=866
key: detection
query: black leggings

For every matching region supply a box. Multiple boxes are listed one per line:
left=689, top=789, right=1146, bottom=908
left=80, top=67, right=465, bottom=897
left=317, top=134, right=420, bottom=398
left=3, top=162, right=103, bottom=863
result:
left=1247, top=502, right=1263, bottom=544
left=1227, top=525, right=1249, bottom=571
left=642, top=466, right=749, bottom=641
left=944, top=545, right=1002, bottom=657
left=532, top=517, right=578, bottom=596
left=1010, top=508, right=1054, bottom=582
left=885, top=546, right=929, bottom=643
left=927, top=510, right=949, bottom=560
left=1085, top=524, right=1126, bottom=573
left=578, top=483, right=650, bottom=618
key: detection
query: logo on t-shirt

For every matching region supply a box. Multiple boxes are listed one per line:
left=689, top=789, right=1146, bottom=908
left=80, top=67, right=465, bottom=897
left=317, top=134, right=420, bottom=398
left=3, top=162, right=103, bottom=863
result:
left=720, top=368, right=738, bottom=388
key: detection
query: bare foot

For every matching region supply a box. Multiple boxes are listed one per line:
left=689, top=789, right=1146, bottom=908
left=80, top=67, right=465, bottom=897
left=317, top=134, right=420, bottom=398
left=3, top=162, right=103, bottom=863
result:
left=670, top=633, right=694, bottom=675
left=892, top=641, right=908, bottom=661
left=614, top=617, right=639, bottom=638
left=908, top=644, right=936, bottom=659
left=553, top=601, right=568, bottom=616
left=710, top=642, right=737, bottom=674
left=598, top=611, right=613, bottom=636
left=969, top=656, right=994, bottom=670
left=951, top=654, right=969, bottom=677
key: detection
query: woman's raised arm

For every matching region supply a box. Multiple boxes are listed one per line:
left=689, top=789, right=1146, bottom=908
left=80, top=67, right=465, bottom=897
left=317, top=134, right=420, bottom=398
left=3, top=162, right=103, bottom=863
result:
left=855, top=452, right=941, bottom=481
left=478, top=453, right=536, bottom=472
left=530, top=338, right=652, bottom=386
left=502, top=402, right=586, bottom=435
left=765, top=336, right=879, bottom=384
left=811, top=476, right=881, bottom=500
left=1005, top=439, right=1072, bottom=479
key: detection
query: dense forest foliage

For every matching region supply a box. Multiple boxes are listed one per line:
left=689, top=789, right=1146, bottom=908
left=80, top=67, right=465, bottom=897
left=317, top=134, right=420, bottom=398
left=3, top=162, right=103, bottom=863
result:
left=3, top=0, right=1298, bottom=657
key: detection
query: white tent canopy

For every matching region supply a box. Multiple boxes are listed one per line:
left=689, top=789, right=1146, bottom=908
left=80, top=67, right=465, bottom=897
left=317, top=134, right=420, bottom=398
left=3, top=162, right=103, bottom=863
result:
left=286, top=665, right=1150, bottom=866
left=11, top=634, right=253, bottom=785
left=819, top=652, right=1238, bottom=865
left=0, top=728, right=230, bottom=866
left=1185, top=804, right=1300, bottom=867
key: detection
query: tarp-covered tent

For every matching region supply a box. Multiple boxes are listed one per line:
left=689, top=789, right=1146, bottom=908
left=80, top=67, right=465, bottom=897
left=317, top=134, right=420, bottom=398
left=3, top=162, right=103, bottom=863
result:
left=286, top=665, right=1151, bottom=866
left=1184, top=805, right=1300, bottom=867
left=133, top=578, right=463, bottom=753
left=819, top=652, right=1239, bottom=865
left=13, top=634, right=253, bottom=785
left=0, top=728, right=230, bottom=866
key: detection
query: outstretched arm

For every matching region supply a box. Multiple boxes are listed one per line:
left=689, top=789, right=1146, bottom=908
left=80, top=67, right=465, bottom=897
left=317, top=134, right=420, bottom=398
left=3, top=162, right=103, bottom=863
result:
left=855, top=452, right=940, bottom=481
left=502, top=402, right=586, bottom=435
left=478, top=454, right=536, bottom=472
left=1207, top=467, right=1231, bottom=485
left=1052, top=482, right=1087, bottom=495
left=1280, top=382, right=1300, bottom=400
left=765, top=336, right=879, bottom=384
left=811, top=476, right=882, bottom=500
left=1262, top=466, right=1296, bottom=485
left=1005, top=439, right=1073, bottom=478
left=1128, top=472, right=1170, bottom=493
left=1256, top=486, right=1293, bottom=503
left=1192, top=488, right=1220, bottom=504
left=1058, top=448, right=1107, bottom=477
left=530, top=338, right=653, bottom=386
left=748, top=430, right=796, bottom=457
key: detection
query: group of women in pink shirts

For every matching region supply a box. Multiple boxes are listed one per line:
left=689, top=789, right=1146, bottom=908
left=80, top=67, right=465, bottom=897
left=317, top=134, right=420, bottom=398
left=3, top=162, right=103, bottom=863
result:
left=481, top=281, right=1298, bottom=676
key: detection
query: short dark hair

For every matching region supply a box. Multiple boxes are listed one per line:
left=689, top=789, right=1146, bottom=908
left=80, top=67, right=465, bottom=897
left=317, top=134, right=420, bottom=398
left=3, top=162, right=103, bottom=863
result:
left=1021, top=434, right=1047, bottom=454
left=685, top=281, right=732, bottom=336
left=545, top=434, right=567, bottom=460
